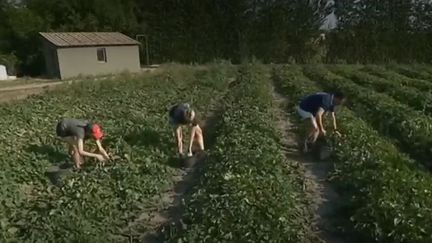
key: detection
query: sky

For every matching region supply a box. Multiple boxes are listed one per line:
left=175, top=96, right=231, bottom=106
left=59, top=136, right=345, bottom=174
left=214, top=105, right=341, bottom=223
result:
left=322, top=12, right=337, bottom=30
left=320, top=0, right=337, bottom=30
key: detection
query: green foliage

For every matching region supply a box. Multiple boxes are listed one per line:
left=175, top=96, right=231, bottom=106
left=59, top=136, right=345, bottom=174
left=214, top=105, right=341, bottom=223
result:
left=329, top=1, right=432, bottom=63
left=386, top=64, right=432, bottom=80
left=165, top=64, right=314, bottom=242
left=0, top=65, right=232, bottom=242
left=0, top=0, right=331, bottom=75
left=272, top=65, right=432, bottom=243
left=302, top=65, right=432, bottom=167
left=328, top=65, right=432, bottom=115
left=361, top=65, right=432, bottom=92
left=2, top=0, right=432, bottom=74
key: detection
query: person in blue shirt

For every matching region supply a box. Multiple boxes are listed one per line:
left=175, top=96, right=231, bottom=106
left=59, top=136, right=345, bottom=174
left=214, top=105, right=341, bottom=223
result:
left=168, top=103, right=204, bottom=157
left=297, top=91, right=346, bottom=152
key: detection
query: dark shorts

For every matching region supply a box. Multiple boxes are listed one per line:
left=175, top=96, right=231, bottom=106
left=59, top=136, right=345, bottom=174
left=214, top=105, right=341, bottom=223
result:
left=169, top=114, right=200, bottom=128
left=168, top=115, right=186, bottom=128
left=56, top=121, right=70, bottom=137
left=168, top=106, right=187, bottom=128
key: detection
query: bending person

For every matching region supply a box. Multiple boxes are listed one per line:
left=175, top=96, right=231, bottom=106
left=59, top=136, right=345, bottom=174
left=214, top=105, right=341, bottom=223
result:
left=168, top=103, right=204, bottom=157
left=56, top=118, right=110, bottom=169
left=297, top=91, right=345, bottom=152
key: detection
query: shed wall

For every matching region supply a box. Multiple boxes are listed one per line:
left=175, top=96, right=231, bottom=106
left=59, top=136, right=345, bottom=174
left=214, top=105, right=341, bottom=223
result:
left=57, top=45, right=140, bottom=79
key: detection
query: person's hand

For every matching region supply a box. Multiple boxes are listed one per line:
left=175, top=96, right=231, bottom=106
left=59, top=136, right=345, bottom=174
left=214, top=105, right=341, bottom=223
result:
left=103, top=153, right=111, bottom=161
left=96, top=154, right=106, bottom=162
left=320, top=129, right=327, bottom=136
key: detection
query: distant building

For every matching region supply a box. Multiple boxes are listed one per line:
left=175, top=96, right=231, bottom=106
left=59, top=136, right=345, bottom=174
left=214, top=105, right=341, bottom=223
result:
left=0, top=65, right=7, bottom=80
left=39, top=32, right=141, bottom=79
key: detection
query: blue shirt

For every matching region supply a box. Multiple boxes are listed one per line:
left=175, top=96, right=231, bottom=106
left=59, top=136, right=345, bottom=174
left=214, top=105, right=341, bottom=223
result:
left=299, top=92, right=335, bottom=116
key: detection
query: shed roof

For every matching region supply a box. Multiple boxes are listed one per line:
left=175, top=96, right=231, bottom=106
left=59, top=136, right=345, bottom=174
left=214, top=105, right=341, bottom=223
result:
left=39, top=32, right=140, bottom=47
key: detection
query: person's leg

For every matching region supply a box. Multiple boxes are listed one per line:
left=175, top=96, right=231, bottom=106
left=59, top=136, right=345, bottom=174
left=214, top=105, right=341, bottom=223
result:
left=62, top=137, right=82, bottom=168
left=76, top=143, right=85, bottom=166
left=169, top=115, right=183, bottom=155
left=61, top=137, right=74, bottom=154
left=303, top=122, right=312, bottom=152
left=307, top=117, right=319, bottom=144
left=175, top=126, right=183, bottom=155
left=68, top=144, right=74, bottom=156
left=304, top=117, right=319, bottom=152
left=297, top=107, right=317, bottom=152
left=194, top=125, right=205, bottom=151
left=72, top=146, right=82, bottom=169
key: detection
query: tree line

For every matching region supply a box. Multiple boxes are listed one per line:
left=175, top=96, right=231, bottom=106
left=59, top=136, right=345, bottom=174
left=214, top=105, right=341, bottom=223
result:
left=0, top=0, right=432, bottom=76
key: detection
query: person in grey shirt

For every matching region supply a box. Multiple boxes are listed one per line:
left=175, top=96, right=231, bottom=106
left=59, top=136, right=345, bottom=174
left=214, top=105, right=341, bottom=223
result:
left=168, top=103, right=204, bottom=157
left=56, top=118, right=110, bottom=169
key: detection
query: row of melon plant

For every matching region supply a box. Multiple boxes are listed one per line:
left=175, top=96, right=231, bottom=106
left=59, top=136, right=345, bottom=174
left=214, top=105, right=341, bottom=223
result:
left=302, top=65, right=432, bottom=167
left=164, top=64, right=314, bottom=242
left=328, top=65, right=432, bottom=115
left=385, top=63, right=432, bottom=80
left=0, top=64, right=234, bottom=242
left=272, top=64, right=432, bottom=243
left=361, top=65, right=432, bottom=91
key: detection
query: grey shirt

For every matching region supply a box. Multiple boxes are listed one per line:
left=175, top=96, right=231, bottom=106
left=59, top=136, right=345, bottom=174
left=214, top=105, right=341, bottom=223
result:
left=58, top=118, right=91, bottom=139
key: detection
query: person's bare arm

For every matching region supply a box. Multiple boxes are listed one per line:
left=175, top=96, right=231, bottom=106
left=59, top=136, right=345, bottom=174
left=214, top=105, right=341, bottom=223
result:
left=331, top=112, right=342, bottom=136
left=331, top=112, right=337, bottom=130
left=176, top=126, right=183, bottom=155
left=316, top=108, right=326, bottom=135
left=96, top=139, right=110, bottom=160
left=77, top=139, right=104, bottom=161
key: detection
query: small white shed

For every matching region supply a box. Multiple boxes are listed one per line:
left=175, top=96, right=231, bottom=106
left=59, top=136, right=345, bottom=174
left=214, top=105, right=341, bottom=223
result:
left=0, top=65, right=7, bottom=80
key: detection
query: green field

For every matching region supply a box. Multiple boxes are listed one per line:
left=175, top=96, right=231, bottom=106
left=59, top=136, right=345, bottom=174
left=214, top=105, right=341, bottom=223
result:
left=1, top=63, right=432, bottom=242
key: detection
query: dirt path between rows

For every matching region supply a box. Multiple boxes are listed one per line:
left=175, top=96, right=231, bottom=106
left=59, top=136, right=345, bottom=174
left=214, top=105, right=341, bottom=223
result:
left=270, top=84, right=347, bottom=243
left=118, top=78, right=234, bottom=243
